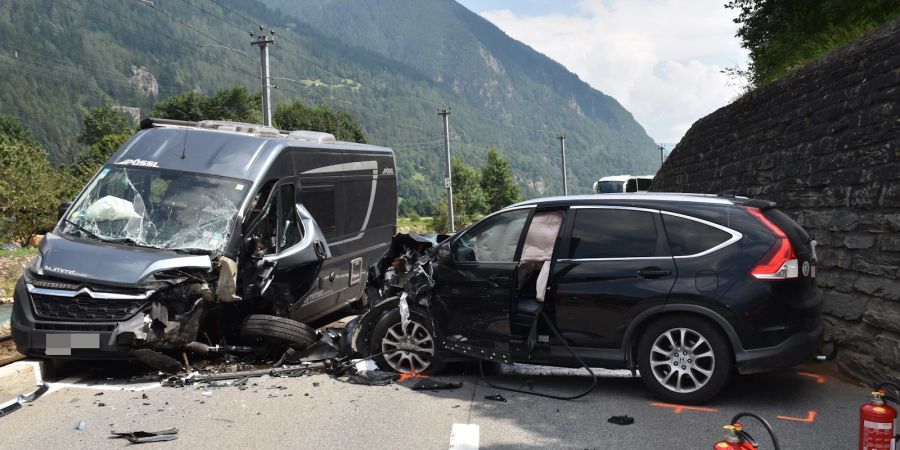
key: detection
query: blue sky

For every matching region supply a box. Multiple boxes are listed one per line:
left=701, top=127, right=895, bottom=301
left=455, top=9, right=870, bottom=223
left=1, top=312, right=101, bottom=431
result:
left=455, top=1, right=749, bottom=144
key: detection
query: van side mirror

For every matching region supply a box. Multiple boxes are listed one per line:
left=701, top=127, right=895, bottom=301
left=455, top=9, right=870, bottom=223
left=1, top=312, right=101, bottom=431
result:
left=58, top=200, right=73, bottom=221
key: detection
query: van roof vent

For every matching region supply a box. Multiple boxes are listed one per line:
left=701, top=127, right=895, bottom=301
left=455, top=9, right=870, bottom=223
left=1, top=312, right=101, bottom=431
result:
left=286, top=130, right=337, bottom=144
left=197, top=120, right=281, bottom=137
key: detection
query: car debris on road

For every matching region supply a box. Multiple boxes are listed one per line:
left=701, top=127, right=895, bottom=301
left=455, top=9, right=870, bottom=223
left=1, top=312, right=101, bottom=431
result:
left=110, top=428, right=179, bottom=444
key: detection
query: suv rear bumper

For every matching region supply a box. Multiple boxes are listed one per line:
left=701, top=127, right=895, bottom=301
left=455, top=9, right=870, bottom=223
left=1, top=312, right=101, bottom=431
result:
left=734, top=317, right=824, bottom=374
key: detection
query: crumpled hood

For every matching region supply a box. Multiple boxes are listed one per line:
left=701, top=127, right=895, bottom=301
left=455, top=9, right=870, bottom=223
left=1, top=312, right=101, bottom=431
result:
left=36, top=233, right=211, bottom=286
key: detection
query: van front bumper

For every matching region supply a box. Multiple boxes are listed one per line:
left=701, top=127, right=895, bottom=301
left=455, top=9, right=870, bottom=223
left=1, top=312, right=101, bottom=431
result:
left=11, top=278, right=141, bottom=359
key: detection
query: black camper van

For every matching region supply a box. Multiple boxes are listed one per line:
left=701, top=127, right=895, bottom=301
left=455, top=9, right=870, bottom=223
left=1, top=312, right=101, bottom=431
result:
left=12, top=118, right=397, bottom=358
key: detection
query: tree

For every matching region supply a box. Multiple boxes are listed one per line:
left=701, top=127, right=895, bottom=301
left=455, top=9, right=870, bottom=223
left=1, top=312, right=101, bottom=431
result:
left=150, top=87, right=263, bottom=124
left=76, top=107, right=133, bottom=146
left=151, top=91, right=207, bottom=121
left=430, top=158, right=488, bottom=233
left=204, top=87, right=262, bottom=123
left=480, top=148, right=521, bottom=212
left=274, top=101, right=367, bottom=143
left=451, top=157, right=487, bottom=218
left=725, top=0, right=900, bottom=86
left=75, top=133, right=132, bottom=181
left=0, top=138, right=73, bottom=245
left=0, top=113, right=38, bottom=146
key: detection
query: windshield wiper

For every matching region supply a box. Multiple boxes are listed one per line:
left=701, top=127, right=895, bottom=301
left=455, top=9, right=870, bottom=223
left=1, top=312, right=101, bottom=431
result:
left=167, top=247, right=211, bottom=255
left=62, top=219, right=103, bottom=241
left=105, top=237, right=143, bottom=247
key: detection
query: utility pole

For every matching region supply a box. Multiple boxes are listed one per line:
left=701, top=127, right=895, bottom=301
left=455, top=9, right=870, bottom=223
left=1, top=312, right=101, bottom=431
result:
left=439, top=106, right=455, bottom=232
left=658, top=144, right=665, bottom=167
left=558, top=132, right=568, bottom=196
left=251, top=27, right=275, bottom=126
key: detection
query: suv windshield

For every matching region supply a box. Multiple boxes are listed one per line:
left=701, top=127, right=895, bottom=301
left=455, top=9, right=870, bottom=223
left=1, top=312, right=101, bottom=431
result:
left=596, top=181, right=625, bottom=193
left=60, top=166, right=248, bottom=253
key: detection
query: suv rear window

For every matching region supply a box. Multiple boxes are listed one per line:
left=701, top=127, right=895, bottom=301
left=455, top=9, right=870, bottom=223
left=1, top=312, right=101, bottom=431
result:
left=568, top=209, right=661, bottom=259
left=661, top=214, right=732, bottom=256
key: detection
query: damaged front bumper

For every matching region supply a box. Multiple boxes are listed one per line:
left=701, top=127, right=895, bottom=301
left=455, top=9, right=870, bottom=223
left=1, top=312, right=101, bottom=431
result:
left=11, top=275, right=209, bottom=359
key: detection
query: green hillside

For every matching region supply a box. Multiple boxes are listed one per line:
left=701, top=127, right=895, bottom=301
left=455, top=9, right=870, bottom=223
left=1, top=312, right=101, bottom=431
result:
left=0, top=0, right=659, bottom=213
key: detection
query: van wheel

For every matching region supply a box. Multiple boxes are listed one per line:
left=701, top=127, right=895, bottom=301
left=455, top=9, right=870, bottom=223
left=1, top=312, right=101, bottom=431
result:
left=370, top=308, right=445, bottom=374
left=637, top=315, right=731, bottom=404
left=240, top=314, right=319, bottom=350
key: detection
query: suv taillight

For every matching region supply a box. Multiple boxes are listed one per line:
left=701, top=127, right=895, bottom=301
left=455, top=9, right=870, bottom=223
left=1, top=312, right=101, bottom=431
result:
left=743, top=206, right=798, bottom=280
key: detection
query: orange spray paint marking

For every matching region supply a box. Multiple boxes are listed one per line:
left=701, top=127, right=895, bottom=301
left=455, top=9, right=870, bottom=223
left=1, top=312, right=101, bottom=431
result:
left=649, top=402, right=719, bottom=414
left=398, top=373, right=430, bottom=382
left=777, top=410, right=817, bottom=423
left=796, top=371, right=826, bottom=384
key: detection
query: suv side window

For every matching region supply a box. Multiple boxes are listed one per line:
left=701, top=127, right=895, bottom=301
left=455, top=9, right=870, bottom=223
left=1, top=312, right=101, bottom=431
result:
left=661, top=214, right=732, bottom=256
left=453, top=209, right=530, bottom=262
left=568, top=209, right=662, bottom=259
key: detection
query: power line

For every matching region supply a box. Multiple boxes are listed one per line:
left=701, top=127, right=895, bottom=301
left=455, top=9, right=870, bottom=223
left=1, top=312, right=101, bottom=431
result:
left=68, top=0, right=259, bottom=80
left=206, top=0, right=264, bottom=28
left=133, top=0, right=246, bottom=54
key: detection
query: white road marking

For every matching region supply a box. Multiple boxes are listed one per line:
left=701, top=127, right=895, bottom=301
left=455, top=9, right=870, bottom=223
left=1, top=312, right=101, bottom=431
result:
left=45, top=373, right=160, bottom=394
left=449, top=423, right=479, bottom=450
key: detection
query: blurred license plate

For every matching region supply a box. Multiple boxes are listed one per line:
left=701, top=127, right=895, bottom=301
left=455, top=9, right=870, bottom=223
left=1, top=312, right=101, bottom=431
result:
left=45, top=333, right=100, bottom=356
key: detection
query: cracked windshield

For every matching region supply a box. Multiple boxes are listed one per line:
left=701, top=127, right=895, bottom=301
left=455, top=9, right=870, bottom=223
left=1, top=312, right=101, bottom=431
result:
left=61, top=166, right=247, bottom=253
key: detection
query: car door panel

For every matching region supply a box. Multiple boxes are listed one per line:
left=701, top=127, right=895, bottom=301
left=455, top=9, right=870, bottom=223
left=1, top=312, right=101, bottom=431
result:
left=549, top=207, right=676, bottom=349
left=427, top=208, right=533, bottom=362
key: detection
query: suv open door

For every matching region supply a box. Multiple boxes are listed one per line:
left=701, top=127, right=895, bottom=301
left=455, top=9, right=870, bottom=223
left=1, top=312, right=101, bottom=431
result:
left=426, top=207, right=533, bottom=363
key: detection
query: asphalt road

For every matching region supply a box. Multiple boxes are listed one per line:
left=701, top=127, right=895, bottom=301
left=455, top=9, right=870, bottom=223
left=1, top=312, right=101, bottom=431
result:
left=0, top=360, right=870, bottom=449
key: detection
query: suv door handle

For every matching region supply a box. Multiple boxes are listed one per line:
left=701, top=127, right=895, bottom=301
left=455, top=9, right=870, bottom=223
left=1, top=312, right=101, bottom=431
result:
left=489, top=276, right=509, bottom=284
left=638, top=267, right=672, bottom=279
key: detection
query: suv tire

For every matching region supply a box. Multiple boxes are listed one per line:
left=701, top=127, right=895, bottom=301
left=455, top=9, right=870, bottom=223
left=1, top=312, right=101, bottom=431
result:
left=637, top=315, right=731, bottom=404
left=241, top=314, right=319, bottom=349
left=370, top=307, right=445, bottom=374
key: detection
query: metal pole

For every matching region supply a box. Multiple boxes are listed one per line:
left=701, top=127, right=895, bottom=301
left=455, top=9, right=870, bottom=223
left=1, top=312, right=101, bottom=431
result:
left=251, top=27, right=275, bottom=126
left=559, top=133, right=568, bottom=196
left=439, top=106, right=455, bottom=232
left=658, top=144, right=665, bottom=167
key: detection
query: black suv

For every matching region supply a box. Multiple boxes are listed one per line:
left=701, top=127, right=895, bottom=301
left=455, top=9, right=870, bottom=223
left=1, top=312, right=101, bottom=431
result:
left=360, top=193, right=822, bottom=404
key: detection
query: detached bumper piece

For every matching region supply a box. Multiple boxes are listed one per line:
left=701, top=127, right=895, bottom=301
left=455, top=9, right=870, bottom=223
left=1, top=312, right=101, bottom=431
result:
left=110, top=428, right=179, bottom=444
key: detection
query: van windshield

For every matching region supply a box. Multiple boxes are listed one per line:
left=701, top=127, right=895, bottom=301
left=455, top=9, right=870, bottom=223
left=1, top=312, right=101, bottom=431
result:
left=596, top=181, right=625, bottom=193
left=60, top=166, right=248, bottom=254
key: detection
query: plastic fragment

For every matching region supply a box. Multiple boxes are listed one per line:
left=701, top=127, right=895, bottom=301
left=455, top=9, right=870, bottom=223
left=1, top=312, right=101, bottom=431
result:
left=75, top=421, right=86, bottom=431
left=484, top=394, right=507, bottom=402
left=607, top=415, right=635, bottom=425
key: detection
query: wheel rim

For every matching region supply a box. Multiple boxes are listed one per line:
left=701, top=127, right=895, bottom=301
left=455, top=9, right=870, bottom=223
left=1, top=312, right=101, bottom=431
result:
left=649, top=327, right=715, bottom=394
left=381, top=319, right=435, bottom=374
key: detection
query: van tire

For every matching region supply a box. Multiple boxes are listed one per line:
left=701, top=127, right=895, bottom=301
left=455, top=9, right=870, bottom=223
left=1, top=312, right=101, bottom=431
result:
left=636, top=315, right=731, bottom=405
left=240, top=314, right=319, bottom=349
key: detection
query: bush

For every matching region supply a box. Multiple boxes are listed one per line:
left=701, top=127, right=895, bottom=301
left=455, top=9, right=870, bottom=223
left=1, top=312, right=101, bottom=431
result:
left=0, top=139, right=73, bottom=244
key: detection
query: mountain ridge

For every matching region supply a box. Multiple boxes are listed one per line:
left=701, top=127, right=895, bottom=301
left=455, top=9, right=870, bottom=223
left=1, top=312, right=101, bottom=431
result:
left=0, top=0, right=659, bottom=212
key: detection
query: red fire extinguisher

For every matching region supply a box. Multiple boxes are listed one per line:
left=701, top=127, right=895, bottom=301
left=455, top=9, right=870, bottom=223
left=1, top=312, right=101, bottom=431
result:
left=860, top=390, right=897, bottom=450
left=713, top=424, right=757, bottom=449
left=713, top=413, right=780, bottom=450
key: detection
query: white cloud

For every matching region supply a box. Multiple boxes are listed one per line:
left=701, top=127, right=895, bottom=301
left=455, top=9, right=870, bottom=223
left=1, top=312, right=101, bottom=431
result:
left=479, top=0, right=749, bottom=143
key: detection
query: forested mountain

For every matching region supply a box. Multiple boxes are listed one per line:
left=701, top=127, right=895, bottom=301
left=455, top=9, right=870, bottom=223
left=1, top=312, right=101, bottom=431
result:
left=0, top=0, right=659, bottom=212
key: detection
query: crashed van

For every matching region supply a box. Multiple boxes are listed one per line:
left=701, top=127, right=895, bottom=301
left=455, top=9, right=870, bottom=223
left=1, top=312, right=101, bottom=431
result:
left=12, top=118, right=396, bottom=359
